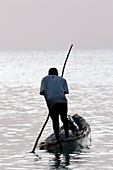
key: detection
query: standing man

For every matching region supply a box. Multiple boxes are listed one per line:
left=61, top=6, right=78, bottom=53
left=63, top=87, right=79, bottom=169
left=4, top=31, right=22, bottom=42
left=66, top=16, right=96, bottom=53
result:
left=40, top=67, right=69, bottom=140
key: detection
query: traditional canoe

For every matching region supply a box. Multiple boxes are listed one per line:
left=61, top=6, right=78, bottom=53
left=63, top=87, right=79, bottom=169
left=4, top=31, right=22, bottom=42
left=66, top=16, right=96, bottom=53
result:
left=39, top=114, right=91, bottom=152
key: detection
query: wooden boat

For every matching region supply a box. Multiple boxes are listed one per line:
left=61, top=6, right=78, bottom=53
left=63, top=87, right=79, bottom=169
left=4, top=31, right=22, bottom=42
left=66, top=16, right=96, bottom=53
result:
left=39, top=114, right=91, bottom=152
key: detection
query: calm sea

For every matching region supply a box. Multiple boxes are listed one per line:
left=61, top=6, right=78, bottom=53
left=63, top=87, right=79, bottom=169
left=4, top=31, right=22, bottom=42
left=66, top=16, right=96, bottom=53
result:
left=0, top=50, right=113, bottom=169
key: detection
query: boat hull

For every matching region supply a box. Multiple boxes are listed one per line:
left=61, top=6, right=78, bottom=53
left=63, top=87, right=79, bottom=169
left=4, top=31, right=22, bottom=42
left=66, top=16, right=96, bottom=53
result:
left=39, top=114, right=91, bottom=152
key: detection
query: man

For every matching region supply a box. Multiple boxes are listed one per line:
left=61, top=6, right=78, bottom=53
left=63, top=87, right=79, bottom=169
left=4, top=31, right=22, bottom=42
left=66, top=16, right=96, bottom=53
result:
left=40, top=67, right=69, bottom=140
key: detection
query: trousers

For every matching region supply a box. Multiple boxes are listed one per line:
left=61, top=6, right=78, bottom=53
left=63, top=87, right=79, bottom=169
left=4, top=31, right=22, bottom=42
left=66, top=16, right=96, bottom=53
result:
left=49, top=103, right=69, bottom=140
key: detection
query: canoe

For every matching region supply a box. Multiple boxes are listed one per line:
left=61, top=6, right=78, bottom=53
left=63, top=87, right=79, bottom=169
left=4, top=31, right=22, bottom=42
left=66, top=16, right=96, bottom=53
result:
left=39, top=114, right=91, bottom=152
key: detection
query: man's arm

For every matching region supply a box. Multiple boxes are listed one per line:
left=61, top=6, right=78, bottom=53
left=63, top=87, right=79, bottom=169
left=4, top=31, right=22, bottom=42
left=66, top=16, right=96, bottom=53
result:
left=40, top=90, right=45, bottom=95
left=64, top=79, right=69, bottom=94
left=40, top=78, right=45, bottom=95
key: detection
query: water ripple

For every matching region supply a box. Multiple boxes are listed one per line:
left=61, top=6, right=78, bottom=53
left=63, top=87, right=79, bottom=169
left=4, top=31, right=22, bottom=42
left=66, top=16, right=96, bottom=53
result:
left=0, top=51, right=113, bottom=169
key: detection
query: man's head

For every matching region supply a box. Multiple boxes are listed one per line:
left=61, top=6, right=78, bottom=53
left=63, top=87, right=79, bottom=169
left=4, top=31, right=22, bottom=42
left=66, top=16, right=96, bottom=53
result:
left=48, top=68, right=58, bottom=76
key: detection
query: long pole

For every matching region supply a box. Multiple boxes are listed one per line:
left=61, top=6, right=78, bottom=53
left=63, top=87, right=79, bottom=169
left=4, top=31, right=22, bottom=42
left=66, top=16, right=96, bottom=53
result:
left=31, top=114, right=49, bottom=153
left=31, top=44, right=73, bottom=153
left=61, top=44, right=73, bottom=77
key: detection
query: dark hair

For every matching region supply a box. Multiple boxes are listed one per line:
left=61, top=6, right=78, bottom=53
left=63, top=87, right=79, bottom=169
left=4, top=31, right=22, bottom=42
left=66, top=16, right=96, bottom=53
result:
left=48, top=68, right=58, bottom=76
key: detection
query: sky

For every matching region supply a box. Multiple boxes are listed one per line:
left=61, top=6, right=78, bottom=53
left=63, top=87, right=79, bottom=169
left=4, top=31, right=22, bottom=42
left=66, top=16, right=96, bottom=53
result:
left=0, top=0, right=113, bottom=51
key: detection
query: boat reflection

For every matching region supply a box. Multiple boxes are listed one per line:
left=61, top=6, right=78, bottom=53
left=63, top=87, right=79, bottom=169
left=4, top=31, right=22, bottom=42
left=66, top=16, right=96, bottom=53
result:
left=48, top=147, right=88, bottom=169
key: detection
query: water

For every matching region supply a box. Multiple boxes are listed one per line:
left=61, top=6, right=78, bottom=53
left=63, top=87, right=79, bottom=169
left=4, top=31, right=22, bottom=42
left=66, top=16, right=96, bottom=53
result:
left=0, top=50, right=113, bottom=169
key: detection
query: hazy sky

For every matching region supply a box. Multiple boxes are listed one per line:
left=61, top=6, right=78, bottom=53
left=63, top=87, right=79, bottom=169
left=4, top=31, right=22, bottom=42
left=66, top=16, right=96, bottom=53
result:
left=0, top=0, right=113, bottom=51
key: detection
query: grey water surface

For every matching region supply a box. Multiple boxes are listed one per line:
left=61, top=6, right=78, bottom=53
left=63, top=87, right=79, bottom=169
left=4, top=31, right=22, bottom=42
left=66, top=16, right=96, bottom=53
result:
left=0, top=50, right=113, bottom=169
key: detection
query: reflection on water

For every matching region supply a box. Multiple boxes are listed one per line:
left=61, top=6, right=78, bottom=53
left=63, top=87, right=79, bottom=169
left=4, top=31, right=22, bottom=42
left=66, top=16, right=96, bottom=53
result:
left=45, top=147, right=90, bottom=170
left=0, top=50, right=113, bottom=169
left=0, top=86, right=113, bottom=170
